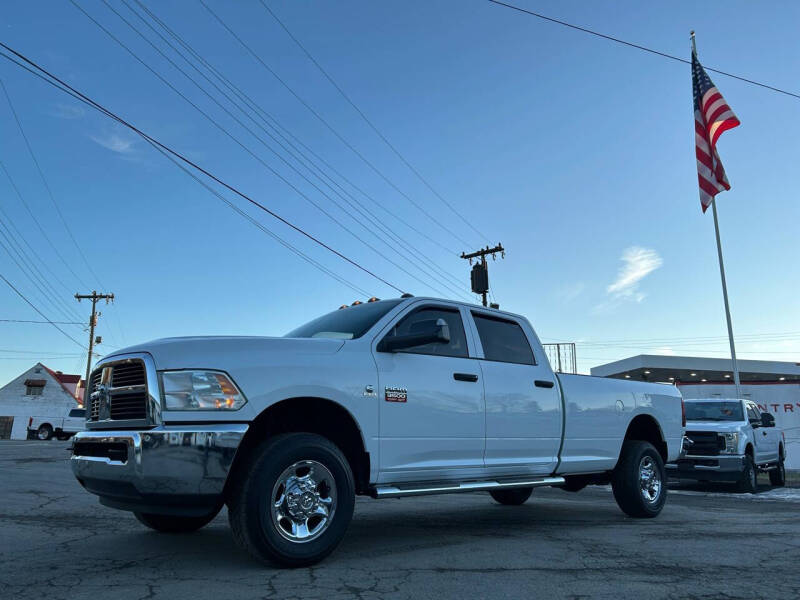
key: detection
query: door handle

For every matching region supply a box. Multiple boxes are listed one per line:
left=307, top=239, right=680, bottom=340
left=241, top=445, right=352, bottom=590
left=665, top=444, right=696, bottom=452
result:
left=453, top=373, right=479, bottom=382
left=535, top=380, right=555, bottom=388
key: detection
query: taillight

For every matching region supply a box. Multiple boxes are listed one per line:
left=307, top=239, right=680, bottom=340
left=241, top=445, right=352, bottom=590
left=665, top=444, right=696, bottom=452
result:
left=681, top=397, right=686, bottom=428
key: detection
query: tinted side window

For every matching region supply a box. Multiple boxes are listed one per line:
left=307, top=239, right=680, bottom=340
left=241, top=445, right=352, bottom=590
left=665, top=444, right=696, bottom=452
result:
left=472, top=314, right=535, bottom=365
left=385, top=307, right=468, bottom=358
left=69, top=409, right=85, bottom=418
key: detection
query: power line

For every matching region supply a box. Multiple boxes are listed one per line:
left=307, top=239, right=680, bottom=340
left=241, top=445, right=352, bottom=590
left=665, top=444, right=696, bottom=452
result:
left=0, top=79, right=97, bottom=288
left=0, top=319, right=83, bottom=325
left=198, top=0, right=475, bottom=250
left=113, top=0, right=471, bottom=301
left=0, top=271, right=86, bottom=348
left=129, top=0, right=470, bottom=296
left=260, top=0, right=490, bottom=245
left=90, top=0, right=463, bottom=300
left=0, top=41, right=405, bottom=295
left=487, top=0, right=800, bottom=100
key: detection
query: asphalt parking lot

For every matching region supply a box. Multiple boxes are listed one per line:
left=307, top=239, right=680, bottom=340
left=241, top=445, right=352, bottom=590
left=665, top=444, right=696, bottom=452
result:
left=2, top=440, right=799, bottom=600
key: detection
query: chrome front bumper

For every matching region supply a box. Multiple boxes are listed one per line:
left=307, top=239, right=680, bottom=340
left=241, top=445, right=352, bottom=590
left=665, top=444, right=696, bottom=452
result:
left=71, top=424, right=248, bottom=516
left=665, top=454, right=746, bottom=481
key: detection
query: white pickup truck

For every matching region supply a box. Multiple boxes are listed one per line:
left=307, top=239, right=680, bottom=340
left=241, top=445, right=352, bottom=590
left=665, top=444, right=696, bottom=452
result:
left=666, top=397, right=786, bottom=492
left=71, top=296, right=684, bottom=566
left=29, top=408, right=86, bottom=440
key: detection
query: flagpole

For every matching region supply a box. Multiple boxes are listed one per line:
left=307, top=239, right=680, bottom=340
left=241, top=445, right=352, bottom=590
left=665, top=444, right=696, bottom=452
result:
left=710, top=198, right=743, bottom=398
left=692, top=31, right=743, bottom=399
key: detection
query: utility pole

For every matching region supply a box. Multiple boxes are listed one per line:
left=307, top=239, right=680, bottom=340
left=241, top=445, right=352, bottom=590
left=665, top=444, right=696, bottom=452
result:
left=460, top=244, right=504, bottom=307
left=75, top=291, right=114, bottom=389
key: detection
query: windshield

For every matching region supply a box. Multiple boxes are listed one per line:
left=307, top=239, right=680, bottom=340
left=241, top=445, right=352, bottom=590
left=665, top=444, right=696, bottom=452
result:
left=285, top=299, right=404, bottom=340
left=685, top=401, right=744, bottom=422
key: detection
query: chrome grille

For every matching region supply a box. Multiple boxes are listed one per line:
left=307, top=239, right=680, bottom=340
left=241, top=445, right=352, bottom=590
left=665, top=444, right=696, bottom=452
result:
left=87, top=359, right=149, bottom=423
left=88, top=370, right=103, bottom=420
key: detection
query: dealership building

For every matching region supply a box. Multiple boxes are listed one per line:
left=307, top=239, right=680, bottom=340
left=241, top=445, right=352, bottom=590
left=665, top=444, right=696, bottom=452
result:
left=591, top=355, right=800, bottom=469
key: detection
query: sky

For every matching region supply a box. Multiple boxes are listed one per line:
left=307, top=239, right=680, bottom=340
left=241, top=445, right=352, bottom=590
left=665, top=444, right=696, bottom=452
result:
left=1, top=0, right=799, bottom=385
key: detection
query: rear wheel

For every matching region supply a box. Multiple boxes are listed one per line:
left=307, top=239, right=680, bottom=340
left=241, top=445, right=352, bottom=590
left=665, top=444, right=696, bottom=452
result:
left=769, top=458, right=786, bottom=487
left=738, top=455, right=757, bottom=493
left=489, top=487, right=533, bottom=505
left=36, top=424, right=53, bottom=440
left=228, top=433, right=355, bottom=567
left=611, top=441, right=667, bottom=518
left=134, top=510, right=218, bottom=533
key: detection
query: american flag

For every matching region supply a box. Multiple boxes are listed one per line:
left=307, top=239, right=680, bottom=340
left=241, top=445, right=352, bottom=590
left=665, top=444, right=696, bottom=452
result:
left=692, top=49, right=740, bottom=212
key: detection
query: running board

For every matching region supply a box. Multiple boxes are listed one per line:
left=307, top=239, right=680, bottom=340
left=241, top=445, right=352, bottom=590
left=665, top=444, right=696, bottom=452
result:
left=372, top=476, right=566, bottom=499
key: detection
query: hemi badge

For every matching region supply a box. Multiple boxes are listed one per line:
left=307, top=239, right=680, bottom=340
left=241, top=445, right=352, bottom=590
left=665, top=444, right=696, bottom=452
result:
left=385, top=387, right=407, bottom=403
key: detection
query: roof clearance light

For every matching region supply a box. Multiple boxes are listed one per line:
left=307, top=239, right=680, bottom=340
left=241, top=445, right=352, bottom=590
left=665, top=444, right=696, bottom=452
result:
left=367, top=297, right=380, bottom=303
left=351, top=300, right=363, bottom=306
left=338, top=305, right=348, bottom=310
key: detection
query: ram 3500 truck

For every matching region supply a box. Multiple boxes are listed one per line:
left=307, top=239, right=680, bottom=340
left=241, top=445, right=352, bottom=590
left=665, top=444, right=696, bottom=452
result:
left=71, top=297, right=684, bottom=566
left=666, top=397, right=786, bottom=492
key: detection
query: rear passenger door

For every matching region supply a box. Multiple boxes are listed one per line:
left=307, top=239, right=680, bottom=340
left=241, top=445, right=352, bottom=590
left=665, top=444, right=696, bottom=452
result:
left=469, top=311, right=562, bottom=476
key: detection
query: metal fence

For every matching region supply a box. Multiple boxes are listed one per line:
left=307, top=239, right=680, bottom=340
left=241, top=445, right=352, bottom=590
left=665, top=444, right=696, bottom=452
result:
left=542, top=343, right=577, bottom=374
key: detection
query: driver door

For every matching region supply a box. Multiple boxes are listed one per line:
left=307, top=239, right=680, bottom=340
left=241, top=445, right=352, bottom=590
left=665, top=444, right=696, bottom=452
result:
left=373, top=304, right=485, bottom=484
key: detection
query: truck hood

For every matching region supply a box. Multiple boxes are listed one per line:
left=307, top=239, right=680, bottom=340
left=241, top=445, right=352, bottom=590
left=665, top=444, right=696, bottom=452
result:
left=104, top=336, right=345, bottom=370
left=686, top=421, right=745, bottom=433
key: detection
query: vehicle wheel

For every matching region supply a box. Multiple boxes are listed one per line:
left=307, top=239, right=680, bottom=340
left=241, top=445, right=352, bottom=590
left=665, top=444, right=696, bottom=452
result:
left=489, top=487, right=533, bottom=505
left=228, top=432, right=355, bottom=568
left=37, top=424, right=53, bottom=441
left=738, top=455, right=757, bottom=493
left=769, top=459, right=786, bottom=487
left=134, top=510, right=218, bottom=533
left=611, top=441, right=667, bottom=518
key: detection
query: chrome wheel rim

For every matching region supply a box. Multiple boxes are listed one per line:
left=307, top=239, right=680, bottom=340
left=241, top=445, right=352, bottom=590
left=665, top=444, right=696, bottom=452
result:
left=270, top=460, right=336, bottom=543
left=37, top=428, right=48, bottom=440
left=639, top=456, right=662, bottom=504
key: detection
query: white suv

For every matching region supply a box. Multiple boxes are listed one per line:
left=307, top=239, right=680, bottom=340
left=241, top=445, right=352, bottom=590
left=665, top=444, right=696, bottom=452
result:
left=667, top=398, right=786, bottom=492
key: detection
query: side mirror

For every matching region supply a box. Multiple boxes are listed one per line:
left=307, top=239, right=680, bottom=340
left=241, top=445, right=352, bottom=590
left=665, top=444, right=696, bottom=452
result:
left=761, top=413, right=775, bottom=428
left=379, top=318, right=450, bottom=352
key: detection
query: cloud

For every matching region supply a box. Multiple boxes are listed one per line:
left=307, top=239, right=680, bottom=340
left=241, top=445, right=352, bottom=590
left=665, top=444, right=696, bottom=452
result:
left=90, top=131, right=137, bottom=155
left=556, top=282, right=585, bottom=302
left=606, top=246, right=663, bottom=302
left=49, top=103, right=85, bottom=120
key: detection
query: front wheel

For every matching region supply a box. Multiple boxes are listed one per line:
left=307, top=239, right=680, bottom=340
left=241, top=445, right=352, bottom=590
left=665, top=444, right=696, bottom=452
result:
left=769, top=459, right=785, bottom=487
left=489, top=487, right=533, bottom=505
left=37, top=424, right=53, bottom=440
left=134, top=510, right=218, bottom=533
left=738, top=455, right=757, bottom=493
left=228, top=433, right=355, bottom=568
left=611, top=441, right=667, bottom=518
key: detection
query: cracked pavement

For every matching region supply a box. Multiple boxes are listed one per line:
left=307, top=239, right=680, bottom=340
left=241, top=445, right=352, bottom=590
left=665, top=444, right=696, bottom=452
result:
left=2, top=440, right=799, bottom=600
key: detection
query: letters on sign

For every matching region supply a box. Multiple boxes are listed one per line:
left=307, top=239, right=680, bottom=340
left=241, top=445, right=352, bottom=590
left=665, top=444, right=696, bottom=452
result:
left=385, top=387, right=407, bottom=403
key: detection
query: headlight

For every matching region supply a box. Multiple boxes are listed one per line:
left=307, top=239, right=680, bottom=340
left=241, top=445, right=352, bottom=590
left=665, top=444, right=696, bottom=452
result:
left=721, top=432, right=739, bottom=454
left=160, top=370, right=246, bottom=411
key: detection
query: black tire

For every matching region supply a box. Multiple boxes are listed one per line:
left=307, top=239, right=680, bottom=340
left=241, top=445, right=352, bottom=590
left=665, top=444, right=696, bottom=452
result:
left=769, top=458, right=786, bottom=487
left=738, top=455, right=757, bottom=493
left=611, top=441, right=667, bottom=518
left=37, top=424, right=53, bottom=441
left=134, top=510, right=218, bottom=533
left=56, top=433, right=71, bottom=441
left=227, top=433, right=355, bottom=568
left=489, top=487, right=533, bottom=505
